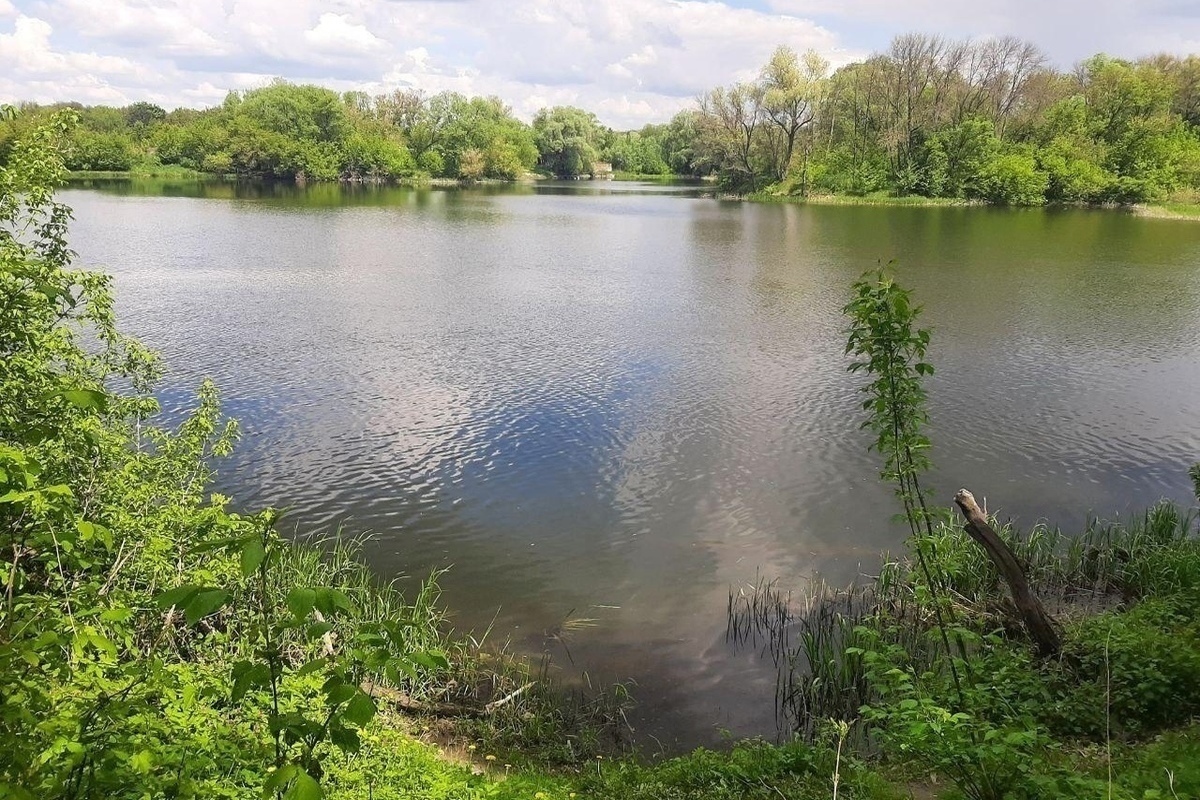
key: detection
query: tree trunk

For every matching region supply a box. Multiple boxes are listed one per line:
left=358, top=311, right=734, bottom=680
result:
left=953, top=488, right=1062, bottom=657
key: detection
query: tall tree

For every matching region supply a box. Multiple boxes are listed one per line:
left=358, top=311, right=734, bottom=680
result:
left=760, top=46, right=830, bottom=185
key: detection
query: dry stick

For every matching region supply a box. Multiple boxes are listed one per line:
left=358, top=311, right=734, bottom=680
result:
left=953, top=489, right=1061, bottom=657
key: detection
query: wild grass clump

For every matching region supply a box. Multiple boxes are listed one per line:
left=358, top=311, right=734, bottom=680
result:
left=576, top=738, right=903, bottom=800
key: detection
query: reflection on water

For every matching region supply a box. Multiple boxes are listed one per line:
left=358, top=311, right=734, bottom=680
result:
left=64, top=180, right=1200, bottom=750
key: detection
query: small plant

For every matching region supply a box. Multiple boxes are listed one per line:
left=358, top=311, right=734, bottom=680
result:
left=850, top=631, right=1050, bottom=800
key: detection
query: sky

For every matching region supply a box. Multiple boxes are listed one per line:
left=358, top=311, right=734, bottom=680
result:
left=2, top=0, right=1200, bottom=128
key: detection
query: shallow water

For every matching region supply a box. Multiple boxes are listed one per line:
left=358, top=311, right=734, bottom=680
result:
left=65, top=179, right=1200, bottom=749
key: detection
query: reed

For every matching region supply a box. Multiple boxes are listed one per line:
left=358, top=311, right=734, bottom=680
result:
left=729, top=502, right=1200, bottom=740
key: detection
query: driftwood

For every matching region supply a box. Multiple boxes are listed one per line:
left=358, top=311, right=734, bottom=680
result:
left=953, top=489, right=1062, bottom=657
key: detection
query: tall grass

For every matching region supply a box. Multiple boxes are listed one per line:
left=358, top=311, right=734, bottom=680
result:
left=273, top=533, right=634, bottom=762
left=729, top=502, right=1200, bottom=739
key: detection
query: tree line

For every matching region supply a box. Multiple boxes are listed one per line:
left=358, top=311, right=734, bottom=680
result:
left=688, top=35, right=1200, bottom=204
left=3, top=34, right=1200, bottom=203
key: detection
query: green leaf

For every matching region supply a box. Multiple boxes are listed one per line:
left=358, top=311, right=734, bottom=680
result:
left=155, top=584, right=201, bottom=610
left=329, top=724, right=361, bottom=755
left=75, top=520, right=114, bottom=550
left=306, top=622, right=334, bottom=641
left=232, top=660, right=272, bottom=701
left=100, top=607, right=134, bottom=623
left=240, top=537, right=267, bottom=577
left=410, top=650, right=449, bottom=671
left=286, top=587, right=316, bottom=619
left=184, top=588, right=231, bottom=625
left=284, top=770, right=323, bottom=800
left=313, top=588, right=354, bottom=616
left=86, top=631, right=117, bottom=657
left=342, top=690, right=376, bottom=727
left=0, top=782, right=36, bottom=800
left=387, top=660, right=418, bottom=683
left=58, top=388, right=109, bottom=413
left=296, top=657, right=329, bottom=677
left=326, top=682, right=357, bottom=707
left=263, top=764, right=300, bottom=798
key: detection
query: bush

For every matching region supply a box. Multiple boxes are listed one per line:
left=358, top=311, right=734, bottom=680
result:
left=65, top=129, right=138, bottom=171
left=417, top=149, right=445, bottom=177
left=1044, top=592, right=1200, bottom=738
left=973, top=151, right=1048, bottom=205
left=1039, top=138, right=1114, bottom=203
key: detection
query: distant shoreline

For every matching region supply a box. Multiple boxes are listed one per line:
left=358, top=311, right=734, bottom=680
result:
left=64, top=171, right=1200, bottom=220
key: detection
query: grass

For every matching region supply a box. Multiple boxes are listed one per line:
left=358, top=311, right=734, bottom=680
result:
left=574, top=738, right=906, bottom=800
left=1134, top=202, right=1200, bottom=219
left=325, top=716, right=576, bottom=800
left=611, top=171, right=694, bottom=181
left=67, top=164, right=211, bottom=179
left=730, top=502, right=1200, bottom=738
left=746, top=190, right=981, bottom=206
left=277, top=534, right=635, bottom=765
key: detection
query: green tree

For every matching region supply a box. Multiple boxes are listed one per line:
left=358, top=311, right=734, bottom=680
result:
left=532, top=106, right=603, bottom=177
left=123, top=101, right=166, bottom=132
left=759, top=46, right=828, bottom=184
left=65, top=129, right=138, bottom=171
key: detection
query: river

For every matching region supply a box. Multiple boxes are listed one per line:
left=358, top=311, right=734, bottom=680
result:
left=64, top=179, right=1200, bottom=750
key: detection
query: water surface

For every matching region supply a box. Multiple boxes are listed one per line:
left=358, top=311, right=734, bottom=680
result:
left=65, top=179, right=1200, bottom=749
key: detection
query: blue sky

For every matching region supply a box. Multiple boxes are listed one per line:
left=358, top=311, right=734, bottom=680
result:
left=2, top=0, right=1199, bottom=127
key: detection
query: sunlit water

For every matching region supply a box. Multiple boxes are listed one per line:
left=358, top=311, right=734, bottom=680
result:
left=64, top=179, right=1200, bottom=749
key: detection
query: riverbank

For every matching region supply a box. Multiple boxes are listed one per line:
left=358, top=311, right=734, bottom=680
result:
left=1132, top=201, right=1200, bottom=220
left=747, top=188, right=1200, bottom=219
left=65, top=171, right=550, bottom=187
left=67, top=170, right=1200, bottom=220
left=747, top=190, right=981, bottom=206
left=342, top=500, right=1200, bottom=800
left=68, top=165, right=211, bottom=179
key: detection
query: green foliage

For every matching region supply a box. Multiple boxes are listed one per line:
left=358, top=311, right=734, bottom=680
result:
left=973, top=150, right=1049, bottom=205
left=843, top=269, right=936, bottom=534
left=65, top=129, right=139, bottom=171
left=936, top=119, right=1001, bottom=198
left=0, top=104, right=561, bottom=800
left=602, top=129, right=671, bottom=175
left=577, top=739, right=901, bottom=800
left=11, top=35, right=1200, bottom=205
left=1043, top=592, right=1200, bottom=738
left=852, top=633, right=1050, bottom=800
left=533, top=107, right=603, bottom=178
left=123, top=102, right=166, bottom=133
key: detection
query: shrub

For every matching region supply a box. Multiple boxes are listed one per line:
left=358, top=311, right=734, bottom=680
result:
left=66, top=129, right=138, bottom=171
left=973, top=151, right=1048, bottom=205
left=1044, top=592, right=1200, bottom=738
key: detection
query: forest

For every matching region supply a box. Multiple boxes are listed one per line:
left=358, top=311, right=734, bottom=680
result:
left=3, top=34, right=1200, bottom=205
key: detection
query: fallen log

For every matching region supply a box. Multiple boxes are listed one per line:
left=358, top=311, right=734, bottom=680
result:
left=953, top=488, right=1062, bottom=657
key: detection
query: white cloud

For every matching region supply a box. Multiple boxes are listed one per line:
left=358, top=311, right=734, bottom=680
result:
left=769, top=0, right=1200, bottom=65
left=1, top=0, right=1198, bottom=125
left=303, top=13, right=387, bottom=55
left=1, top=15, right=152, bottom=83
